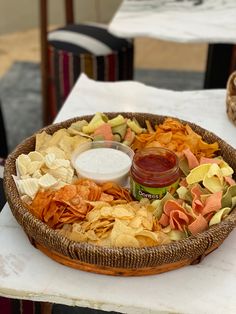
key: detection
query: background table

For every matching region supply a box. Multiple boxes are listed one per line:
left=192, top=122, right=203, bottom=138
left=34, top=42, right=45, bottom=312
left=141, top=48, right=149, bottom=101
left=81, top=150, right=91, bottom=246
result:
left=0, top=74, right=236, bottom=314
left=108, top=0, right=236, bottom=88
left=109, top=0, right=236, bottom=43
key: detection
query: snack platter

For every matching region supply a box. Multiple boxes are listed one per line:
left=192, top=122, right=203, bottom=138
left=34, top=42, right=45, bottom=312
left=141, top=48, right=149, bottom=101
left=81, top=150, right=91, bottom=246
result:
left=4, top=112, right=236, bottom=276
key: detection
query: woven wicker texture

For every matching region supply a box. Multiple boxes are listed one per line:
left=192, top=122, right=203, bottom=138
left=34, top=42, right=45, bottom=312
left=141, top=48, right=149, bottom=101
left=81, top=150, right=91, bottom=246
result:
left=226, top=71, right=236, bottom=125
left=4, top=113, right=236, bottom=275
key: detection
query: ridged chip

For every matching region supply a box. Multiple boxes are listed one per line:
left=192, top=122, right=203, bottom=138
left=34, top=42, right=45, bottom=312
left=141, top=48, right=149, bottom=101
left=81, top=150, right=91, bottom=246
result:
left=28, top=151, right=44, bottom=162
left=16, top=154, right=31, bottom=176
left=48, top=167, right=74, bottom=183
left=38, top=173, right=58, bottom=189
left=16, top=178, right=39, bottom=199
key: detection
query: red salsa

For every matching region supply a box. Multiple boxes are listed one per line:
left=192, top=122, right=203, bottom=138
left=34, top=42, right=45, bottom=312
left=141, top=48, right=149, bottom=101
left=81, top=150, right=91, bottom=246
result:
left=130, top=147, right=180, bottom=200
left=135, top=154, right=175, bottom=173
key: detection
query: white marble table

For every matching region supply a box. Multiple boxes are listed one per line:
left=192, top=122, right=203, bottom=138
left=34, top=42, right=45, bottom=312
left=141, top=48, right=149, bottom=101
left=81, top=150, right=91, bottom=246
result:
left=1, top=74, right=236, bottom=314
left=108, top=0, right=236, bottom=89
left=109, top=0, right=236, bottom=43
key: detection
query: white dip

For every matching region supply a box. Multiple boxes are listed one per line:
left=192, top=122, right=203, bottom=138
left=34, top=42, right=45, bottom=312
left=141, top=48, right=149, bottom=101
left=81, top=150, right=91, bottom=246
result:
left=74, top=148, right=132, bottom=183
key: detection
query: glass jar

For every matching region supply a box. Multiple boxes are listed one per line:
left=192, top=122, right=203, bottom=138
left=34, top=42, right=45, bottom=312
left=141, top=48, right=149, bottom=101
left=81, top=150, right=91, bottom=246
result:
left=130, top=147, right=180, bottom=201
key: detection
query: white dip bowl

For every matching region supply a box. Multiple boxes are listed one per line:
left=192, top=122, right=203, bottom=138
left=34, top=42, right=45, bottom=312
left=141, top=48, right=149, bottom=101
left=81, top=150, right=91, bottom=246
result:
left=71, top=141, right=134, bottom=186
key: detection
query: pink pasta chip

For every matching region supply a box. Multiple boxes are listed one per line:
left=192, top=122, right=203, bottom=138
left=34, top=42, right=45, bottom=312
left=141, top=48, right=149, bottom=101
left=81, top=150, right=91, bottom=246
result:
left=183, top=148, right=199, bottom=169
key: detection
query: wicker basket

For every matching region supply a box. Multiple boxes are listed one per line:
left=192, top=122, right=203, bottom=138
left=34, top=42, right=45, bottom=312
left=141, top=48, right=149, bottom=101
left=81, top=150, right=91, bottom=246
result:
left=226, top=71, right=236, bottom=125
left=4, top=113, right=236, bottom=276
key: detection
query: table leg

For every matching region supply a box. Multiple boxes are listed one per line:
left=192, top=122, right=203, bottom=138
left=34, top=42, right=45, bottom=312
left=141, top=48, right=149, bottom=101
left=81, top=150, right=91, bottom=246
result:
left=39, top=0, right=50, bottom=126
left=204, top=44, right=235, bottom=89
left=0, top=101, right=8, bottom=158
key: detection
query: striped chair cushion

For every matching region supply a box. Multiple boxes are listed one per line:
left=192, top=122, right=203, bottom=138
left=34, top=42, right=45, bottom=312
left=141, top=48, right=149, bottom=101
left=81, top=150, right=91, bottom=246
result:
left=47, top=23, right=134, bottom=122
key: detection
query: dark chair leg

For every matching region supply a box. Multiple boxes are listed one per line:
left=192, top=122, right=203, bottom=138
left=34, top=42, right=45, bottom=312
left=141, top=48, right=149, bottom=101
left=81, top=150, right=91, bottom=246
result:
left=65, top=0, right=74, bottom=25
left=39, top=0, right=75, bottom=125
left=0, top=102, right=8, bottom=158
left=39, top=0, right=50, bottom=126
left=204, top=44, right=234, bottom=89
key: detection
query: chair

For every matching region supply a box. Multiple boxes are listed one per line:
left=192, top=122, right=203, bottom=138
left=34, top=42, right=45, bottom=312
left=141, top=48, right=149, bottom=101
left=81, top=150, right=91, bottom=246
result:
left=39, top=0, right=134, bottom=125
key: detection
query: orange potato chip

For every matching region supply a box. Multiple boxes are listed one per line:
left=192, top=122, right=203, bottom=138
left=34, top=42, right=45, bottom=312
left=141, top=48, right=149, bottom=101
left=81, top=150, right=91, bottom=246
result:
left=26, top=179, right=134, bottom=230
left=132, top=118, right=219, bottom=159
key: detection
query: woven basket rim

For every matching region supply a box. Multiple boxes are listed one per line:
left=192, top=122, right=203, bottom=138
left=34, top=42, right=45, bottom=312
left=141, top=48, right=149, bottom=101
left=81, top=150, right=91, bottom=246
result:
left=226, top=71, right=236, bottom=125
left=3, top=112, right=236, bottom=268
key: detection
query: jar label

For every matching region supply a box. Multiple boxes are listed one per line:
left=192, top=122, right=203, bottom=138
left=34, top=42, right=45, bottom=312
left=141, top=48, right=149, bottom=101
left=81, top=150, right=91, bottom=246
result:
left=130, top=178, right=179, bottom=201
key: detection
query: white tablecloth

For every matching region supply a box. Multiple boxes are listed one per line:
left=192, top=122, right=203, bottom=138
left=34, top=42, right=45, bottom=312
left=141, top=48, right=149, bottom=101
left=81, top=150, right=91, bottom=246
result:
left=1, top=74, right=236, bottom=314
left=108, top=0, right=236, bottom=43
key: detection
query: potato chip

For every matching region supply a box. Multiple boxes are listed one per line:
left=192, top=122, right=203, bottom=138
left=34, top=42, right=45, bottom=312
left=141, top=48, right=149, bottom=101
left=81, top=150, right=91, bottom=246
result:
left=72, top=135, right=90, bottom=151
left=32, top=169, right=42, bottom=179
left=38, top=173, right=58, bottom=189
left=15, top=147, right=76, bottom=202
left=91, top=220, right=113, bottom=231
left=135, top=230, right=158, bottom=242
left=48, top=167, right=74, bottom=183
left=35, top=127, right=91, bottom=160
left=27, top=179, right=134, bottom=229
left=20, top=174, right=31, bottom=180
left=114, top=234, right=140, bottom=247
left=53, top=159, right=71, bottom=169
left=17, top=178, right=39, bottom=199
left=28, top=151, right=44, bottom=162
left=44, top=146, right=66, bottom=159
left=86, top=229, right=98, bottom=241
left=136, top=235, right=157, bottom=247
left=140, top=216, right=153, bottom=230
left=44, top=153, right=56, bottom=168
left=132, top=118, right=219, bottom=158
left=35, top=131, right=52, bottom=151
left=45, top=153, right=70, bottom=170
left=98, top=227, right=113, bottom=240
left=48, top=190, right=174, bottom=247
left=128, top=216, right=142, bottom=229
left=16, top=154, right=31, bottom=176
left=49, top=129, right=69, bottom=147
left=101, top=182, right=133, bottom=202
left=70, top=230, right=87, bottom=242
left=110, top=219, right=137, bottom=246
left=100, top=206, right=113, bottom=218
left=28, top=161, right=43, bottom=175
left=112, top=205, right=134, bottom=219
left=58, top=134, right=75, bottom=156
